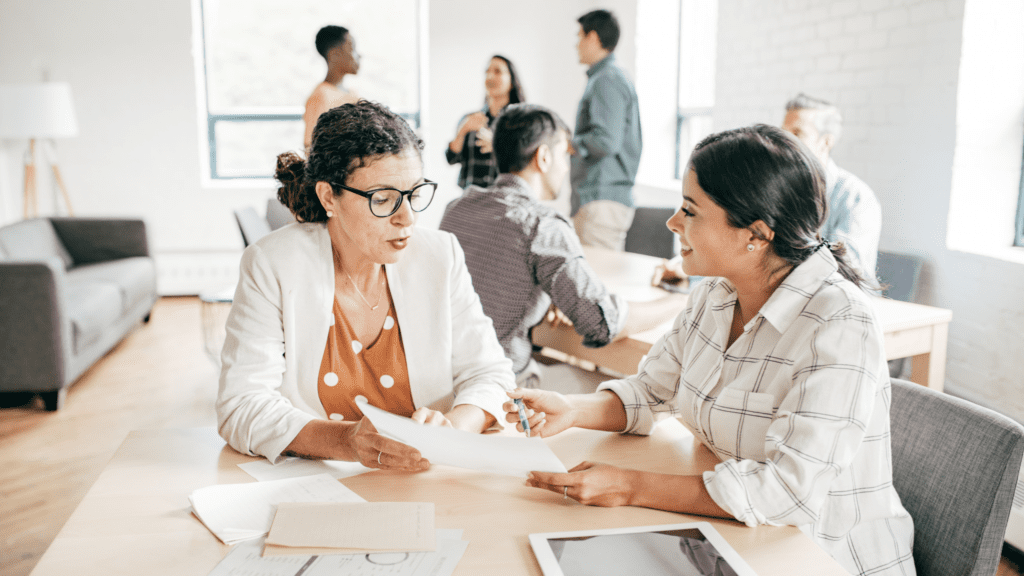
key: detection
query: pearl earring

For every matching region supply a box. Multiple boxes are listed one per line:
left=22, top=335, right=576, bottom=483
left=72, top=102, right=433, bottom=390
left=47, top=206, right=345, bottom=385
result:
left=747, top=244, right=755, bottom=252
left=326, top=210, right=334, bottom=218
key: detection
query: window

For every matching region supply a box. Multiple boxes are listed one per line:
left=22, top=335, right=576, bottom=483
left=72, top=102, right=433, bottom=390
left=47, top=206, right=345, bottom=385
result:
left=1017, top=149, right=1024, bottom=246
left=675, top=0, right=718, bottom=179
left=193, top=0, right=425, bottom=180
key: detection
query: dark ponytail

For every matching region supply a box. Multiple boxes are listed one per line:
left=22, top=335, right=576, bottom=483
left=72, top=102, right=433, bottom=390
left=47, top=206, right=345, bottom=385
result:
left=689, top=124, right=867, bottom=289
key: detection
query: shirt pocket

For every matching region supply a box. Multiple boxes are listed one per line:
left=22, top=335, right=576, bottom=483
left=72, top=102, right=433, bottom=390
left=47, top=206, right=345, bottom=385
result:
left=708, top=388, right=776, bottom=461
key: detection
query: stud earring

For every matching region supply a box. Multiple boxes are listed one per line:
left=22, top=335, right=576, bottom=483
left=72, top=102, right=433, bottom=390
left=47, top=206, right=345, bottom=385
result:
left=747, top=244, right=755, bottom=252
left=326, top=210, right=334, bottom=218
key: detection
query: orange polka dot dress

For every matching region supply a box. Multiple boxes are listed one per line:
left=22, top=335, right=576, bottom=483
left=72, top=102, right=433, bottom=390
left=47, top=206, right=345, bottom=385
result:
left=317, top=290, right=414, bottom=422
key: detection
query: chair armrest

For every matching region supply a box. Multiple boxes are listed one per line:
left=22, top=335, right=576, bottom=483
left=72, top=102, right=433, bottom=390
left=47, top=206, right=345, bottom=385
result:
left=50, top=217, right=150, bottom=264
left=0, top=259, right=69, bottom=390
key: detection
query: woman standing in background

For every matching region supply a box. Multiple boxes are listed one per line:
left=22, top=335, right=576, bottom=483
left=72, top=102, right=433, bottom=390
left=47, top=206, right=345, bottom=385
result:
left=446, top=55, right=525, bottom=189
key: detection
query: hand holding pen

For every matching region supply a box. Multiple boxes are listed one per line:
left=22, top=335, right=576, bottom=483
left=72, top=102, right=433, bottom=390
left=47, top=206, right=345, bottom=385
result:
left=502, top=389, right=575, bottom=438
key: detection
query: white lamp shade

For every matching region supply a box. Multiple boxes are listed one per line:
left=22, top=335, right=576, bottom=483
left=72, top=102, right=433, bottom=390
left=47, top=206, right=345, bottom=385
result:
left=0, top=82, right=79, bottom=139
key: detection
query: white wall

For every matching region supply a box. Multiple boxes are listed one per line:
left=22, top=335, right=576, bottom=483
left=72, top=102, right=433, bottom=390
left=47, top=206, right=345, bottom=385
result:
left=0, top=0, right=641, bottom=287
left=715, top=0, right=1024, bottom=422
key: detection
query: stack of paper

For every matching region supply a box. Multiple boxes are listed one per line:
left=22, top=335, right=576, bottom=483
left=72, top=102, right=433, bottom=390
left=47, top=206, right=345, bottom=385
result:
left=207, top=531, right=469, bottom=576
left=264, top=502, right=435, bottom=556
left=189, top=473, right=365, bottom=544
left=238, top=457, right=373, bottom=482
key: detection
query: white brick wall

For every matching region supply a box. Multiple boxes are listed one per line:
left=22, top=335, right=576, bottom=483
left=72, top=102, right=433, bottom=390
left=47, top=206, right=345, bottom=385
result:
left=715, top=0, right=1024, bottom=422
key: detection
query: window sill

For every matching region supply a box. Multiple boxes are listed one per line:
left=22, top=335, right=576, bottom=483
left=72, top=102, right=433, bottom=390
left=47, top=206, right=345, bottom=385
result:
left=949, top=243, right=1024, bottom=266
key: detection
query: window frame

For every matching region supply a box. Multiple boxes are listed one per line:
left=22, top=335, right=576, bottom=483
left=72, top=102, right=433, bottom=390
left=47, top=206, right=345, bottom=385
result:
left=192, top=0, right=425, bottom=182
left=673, top=0, right=718, bottom=181
left=1016, top=146, right=1024, bottom=246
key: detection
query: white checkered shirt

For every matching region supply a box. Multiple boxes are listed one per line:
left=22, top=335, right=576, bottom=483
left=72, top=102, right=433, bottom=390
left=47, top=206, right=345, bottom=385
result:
left=599, top=248, right=916, bottom=576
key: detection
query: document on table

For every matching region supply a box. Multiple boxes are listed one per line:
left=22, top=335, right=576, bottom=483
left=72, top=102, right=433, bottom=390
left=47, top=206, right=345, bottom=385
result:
left=207, top=530, right=468, bottom=576
left=358, top=400, right=567, bottom=477
left=264, top=502, right=435, bottom=556
left=239, top=457, right=374, bottom=482
left=189, top=473, right=365, bottom=544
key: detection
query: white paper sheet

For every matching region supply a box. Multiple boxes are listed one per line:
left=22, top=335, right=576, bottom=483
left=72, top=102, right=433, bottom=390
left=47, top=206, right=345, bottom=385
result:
left=239, top=457, right=374, bottom=482
left=358, top=400, right=567, bottom=477
left=206, top=530, right=468, bottom=576
left=189, top=473, right=365, bottom=544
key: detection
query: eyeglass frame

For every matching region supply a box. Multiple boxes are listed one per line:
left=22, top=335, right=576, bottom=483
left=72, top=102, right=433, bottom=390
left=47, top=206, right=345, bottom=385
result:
left=329, top=179, right=438, bottom=218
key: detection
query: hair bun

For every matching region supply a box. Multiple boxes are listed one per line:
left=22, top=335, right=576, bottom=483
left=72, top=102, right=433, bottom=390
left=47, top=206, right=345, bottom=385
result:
left=275, top=151, right=306, bottom=215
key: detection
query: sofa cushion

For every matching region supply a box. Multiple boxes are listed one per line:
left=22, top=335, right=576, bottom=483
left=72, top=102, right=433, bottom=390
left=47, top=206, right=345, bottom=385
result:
left=65, top=281, right=122, bottom=355
left=0, top=219, right=74, bottom=268
left=67, top=258, right=156, bottom=314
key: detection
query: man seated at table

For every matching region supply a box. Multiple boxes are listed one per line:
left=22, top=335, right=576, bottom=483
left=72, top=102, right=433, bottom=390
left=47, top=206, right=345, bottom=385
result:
left=440, top=104, right=682, bottom=389
left=653, top=93, right=882, bottom=287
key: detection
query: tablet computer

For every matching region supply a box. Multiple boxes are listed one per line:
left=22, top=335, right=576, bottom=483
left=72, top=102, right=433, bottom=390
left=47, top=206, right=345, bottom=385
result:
left=529, top=521, right=757, bottom=576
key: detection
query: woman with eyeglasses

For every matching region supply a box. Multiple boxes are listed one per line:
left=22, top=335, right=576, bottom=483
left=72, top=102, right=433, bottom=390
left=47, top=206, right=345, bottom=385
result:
left=217, top=100, right=515, bottom=471
left=445, top=55, right=526, bottom=189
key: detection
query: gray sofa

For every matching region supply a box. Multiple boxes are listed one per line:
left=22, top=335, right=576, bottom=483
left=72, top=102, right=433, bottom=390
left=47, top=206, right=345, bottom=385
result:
left=0, top=217, right=157, bottom=410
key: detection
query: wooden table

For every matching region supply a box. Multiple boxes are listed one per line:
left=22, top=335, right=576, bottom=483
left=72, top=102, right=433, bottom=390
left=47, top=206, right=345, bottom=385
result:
left=533, top=248, right=953, bottom=391
left=29, top=426, right=848, bottom=576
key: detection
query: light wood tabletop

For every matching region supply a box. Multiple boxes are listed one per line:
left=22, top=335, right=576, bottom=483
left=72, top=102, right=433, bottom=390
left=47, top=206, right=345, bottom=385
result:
left=533, top=247, right=953, bottom=391
left=30, top=425, right=849, bottom=575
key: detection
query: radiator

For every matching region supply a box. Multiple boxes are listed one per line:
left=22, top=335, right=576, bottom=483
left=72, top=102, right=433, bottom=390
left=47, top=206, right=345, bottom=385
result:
left=154, top=251, right=242, bottom=296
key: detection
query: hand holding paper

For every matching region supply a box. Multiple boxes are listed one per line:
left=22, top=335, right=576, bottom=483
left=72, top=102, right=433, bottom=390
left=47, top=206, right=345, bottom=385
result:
left=358, top=399, right=566, bottom=477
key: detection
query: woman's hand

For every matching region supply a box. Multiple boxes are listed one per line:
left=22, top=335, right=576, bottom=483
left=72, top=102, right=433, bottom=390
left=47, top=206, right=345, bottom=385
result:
left=527, top=462, right=638, bottom=507
left=343, top=416, right=430, bottom=472
left=502, top=388, right=575, bottom=438
left=458, top=112, right=488, bottom=136
left=411, top=407, right=454, bottom=428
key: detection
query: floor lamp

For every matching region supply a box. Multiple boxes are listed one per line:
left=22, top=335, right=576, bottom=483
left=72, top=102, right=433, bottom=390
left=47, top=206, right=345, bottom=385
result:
left=0, top=83, right=79, bottom=218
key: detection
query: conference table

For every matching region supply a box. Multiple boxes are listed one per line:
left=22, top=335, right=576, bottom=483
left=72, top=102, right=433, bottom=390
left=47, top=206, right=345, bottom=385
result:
left=29, top=425, right=849, bottom=575
left=533, top=247, right=953, bottom=391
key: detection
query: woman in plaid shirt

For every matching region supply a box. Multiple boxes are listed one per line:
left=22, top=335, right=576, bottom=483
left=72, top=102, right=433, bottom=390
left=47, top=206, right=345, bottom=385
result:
left=505, top=124, right=915, bottom=576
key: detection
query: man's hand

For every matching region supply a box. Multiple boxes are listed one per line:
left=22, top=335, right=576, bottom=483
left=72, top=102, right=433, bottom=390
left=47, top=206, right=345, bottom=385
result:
left=651, top=256, right=686, bottom=287
left=545, top=303, right=573, bottom=329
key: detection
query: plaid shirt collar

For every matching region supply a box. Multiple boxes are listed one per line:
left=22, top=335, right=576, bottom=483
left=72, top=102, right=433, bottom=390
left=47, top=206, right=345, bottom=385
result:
left=707, top=246, right=840, bottom=334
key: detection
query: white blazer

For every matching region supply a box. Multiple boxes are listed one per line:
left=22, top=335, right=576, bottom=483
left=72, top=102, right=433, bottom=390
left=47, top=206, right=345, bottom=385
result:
left=217, top=223, right=516, bottom=462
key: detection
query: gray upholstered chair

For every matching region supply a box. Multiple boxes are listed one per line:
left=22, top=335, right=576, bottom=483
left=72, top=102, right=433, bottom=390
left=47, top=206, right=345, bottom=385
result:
left=265, top=197, right=296, bottom=231
left=234, top=207, right=271, bottom=247
left=624, top=206, right=676, bottom=259
left=889, top=378, right=1024, bottom=575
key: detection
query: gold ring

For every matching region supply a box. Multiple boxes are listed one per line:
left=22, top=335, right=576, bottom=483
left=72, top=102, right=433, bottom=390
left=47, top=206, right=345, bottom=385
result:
left=563, top=486, right=568, bottom=500
left=378, top=451, right=383, bottom=465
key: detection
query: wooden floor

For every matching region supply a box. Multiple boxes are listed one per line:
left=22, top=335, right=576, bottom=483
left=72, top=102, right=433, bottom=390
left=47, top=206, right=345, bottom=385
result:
left=0, top=296, right=1021, bottom=576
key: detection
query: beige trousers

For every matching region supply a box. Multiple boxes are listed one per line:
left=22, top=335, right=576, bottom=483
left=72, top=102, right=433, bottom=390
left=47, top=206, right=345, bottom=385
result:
left=572, top=200, right=636, bottom=251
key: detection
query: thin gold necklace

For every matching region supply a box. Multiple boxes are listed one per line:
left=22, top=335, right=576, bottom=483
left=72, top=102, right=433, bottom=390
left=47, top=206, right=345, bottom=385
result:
left=344, top=267, right=386, bottom=311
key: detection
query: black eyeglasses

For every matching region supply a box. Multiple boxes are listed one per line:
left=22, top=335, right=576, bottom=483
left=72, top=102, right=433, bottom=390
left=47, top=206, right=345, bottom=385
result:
left=331, top=180, right=438, bottom=218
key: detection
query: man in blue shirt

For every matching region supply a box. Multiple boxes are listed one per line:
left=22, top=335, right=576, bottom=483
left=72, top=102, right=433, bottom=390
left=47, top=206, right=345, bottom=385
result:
left=782, top=93, right=881, bottom=280
left=570, top=9, right=643, bottom=251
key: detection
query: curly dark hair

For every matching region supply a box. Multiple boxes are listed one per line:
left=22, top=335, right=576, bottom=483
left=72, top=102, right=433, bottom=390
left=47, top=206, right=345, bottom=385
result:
left=275, top=100, right=424, bottom=223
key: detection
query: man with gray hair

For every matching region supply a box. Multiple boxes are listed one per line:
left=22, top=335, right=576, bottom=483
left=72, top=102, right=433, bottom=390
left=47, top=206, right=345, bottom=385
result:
left=782, top=93, right=881, bottom=280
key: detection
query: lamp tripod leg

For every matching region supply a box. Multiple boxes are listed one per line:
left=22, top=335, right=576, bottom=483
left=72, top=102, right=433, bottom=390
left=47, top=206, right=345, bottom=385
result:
left=51, top=163, right=74, bottom=216
left=23, top=139, right=37, bottom=219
